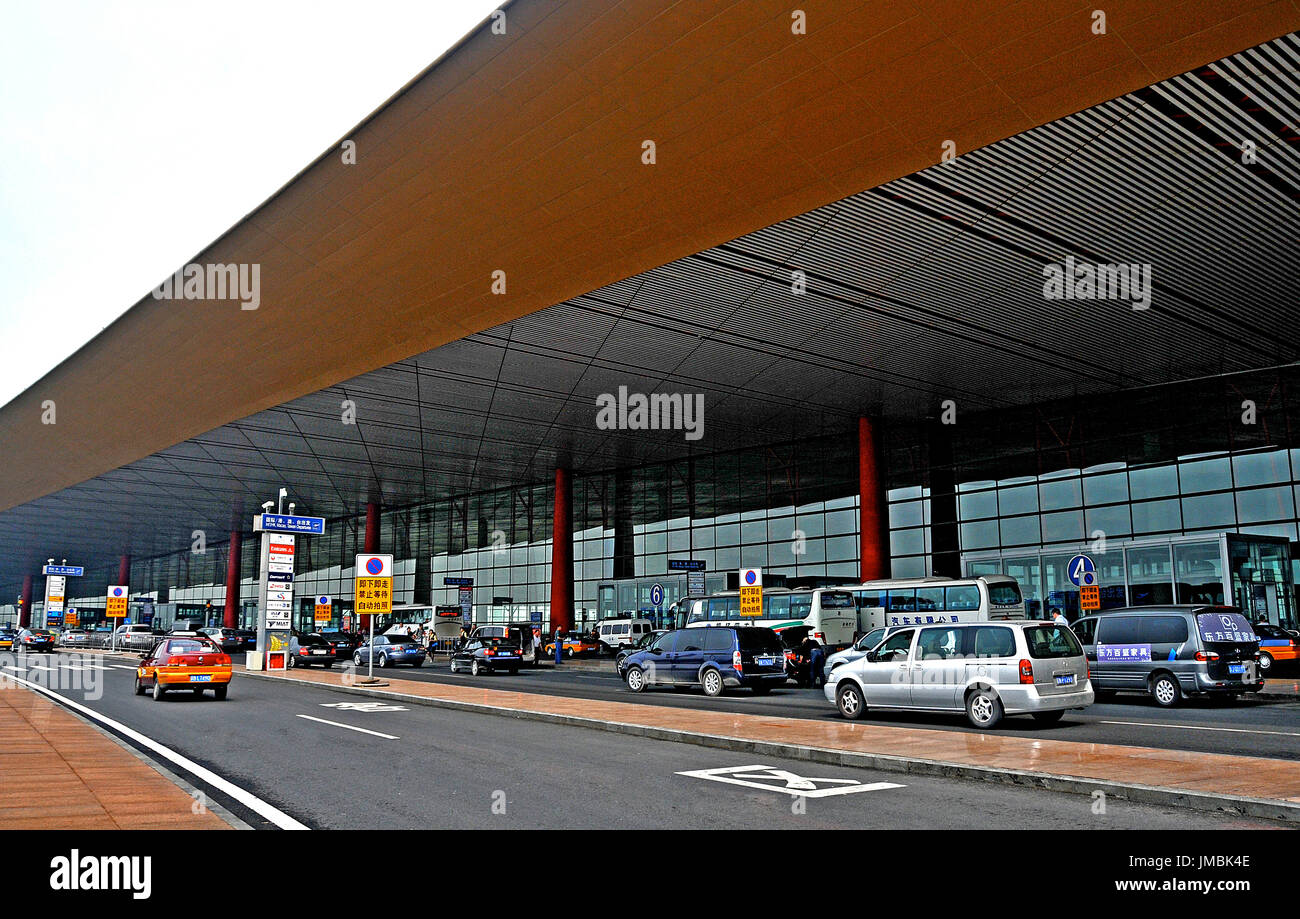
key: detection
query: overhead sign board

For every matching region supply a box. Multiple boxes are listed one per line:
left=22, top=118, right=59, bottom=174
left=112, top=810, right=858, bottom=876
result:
left=443, top=577, right=474, bottom=587
left=668, top=559, right=706, bottom=572
left=42, top=565, right=84, bottom=577
left=739, top=567, right=763, bottom=617
left=254, top=513, right=326, bottom=535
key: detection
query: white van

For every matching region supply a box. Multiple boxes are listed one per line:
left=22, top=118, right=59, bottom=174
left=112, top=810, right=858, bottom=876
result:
left=596, top=617, right=655, bottom=652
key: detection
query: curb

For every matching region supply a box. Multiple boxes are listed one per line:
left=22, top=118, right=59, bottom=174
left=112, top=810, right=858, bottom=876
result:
left=237, top=667, right=1300, bottom=824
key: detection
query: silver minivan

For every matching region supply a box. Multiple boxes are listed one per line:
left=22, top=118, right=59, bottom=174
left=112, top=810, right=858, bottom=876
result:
left=1070, top=606, right=1263, bottom=706
left=824, top=620, right=1093, bottom=728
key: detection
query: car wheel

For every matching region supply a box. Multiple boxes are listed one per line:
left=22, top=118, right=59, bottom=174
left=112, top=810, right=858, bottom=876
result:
left=564, top=647, right=573, bottom=659
left=152, top=680, right=165, bottom=701
left=449, top=659, right=459, bottom=673
left=134, top=676, right=146, bottom=696
left=701, top=668, right=724, bottom=697
left=1150, top=673, right=1181, bottom=708
left=287, top=653, right=296, bottom=668
left=836, top=682, right=865, bottom=719
left=377, top=654, right=388, bottom=669
left=471, top=660, right=481, bottom=676
left=625, top=665, right=647, bottom=693
left=1258, top=652, right=1274, bottom=674
left=965, top=687, right=1003, bottom=728
left=214, top=685, right=228, bottom=701
left=353, top=653, right=363, bottom=666
left=1031, top=710, right=1064, bottom=724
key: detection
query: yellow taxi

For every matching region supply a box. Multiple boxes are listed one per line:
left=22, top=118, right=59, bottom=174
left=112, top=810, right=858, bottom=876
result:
left=135, top=634, right=232, bottom=701
left=543, top=632, right=602, bottom=659
left=0, top=629, right=15, bottom=650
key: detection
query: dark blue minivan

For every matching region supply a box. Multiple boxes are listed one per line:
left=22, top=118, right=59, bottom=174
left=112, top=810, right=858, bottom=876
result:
left=621, top=626, right=787, bottom=696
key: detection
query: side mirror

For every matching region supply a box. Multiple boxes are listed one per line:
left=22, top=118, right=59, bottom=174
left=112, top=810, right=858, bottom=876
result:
left=865, top=651, right=877, bottom=662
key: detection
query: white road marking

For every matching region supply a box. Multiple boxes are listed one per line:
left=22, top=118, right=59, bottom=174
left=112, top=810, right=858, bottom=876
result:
left=1100, top=720, right=1300, bottom=738
left=319, top=702, right=407, bottom=713
left=111, top=665, right=139, bottom=671
left=5, top=671, right=309, bottom=830
left=295, top=714, right=399, bottom=739
left=677, top=764, right=904, bottom=798
left=2, top=664, right=25, bottom=671
left=24, top=665, right=55, bottom=672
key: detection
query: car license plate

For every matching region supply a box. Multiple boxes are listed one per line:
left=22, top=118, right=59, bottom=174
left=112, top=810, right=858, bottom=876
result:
left=1054, top=674, right=1075, bottom=686
left=1228, top=663, right=1246, bottom=674
left=189, top=675, right=212, bottom=682
left=756, top=656, right=773, bottom=665
left=312, top=650, right=325, bottom=655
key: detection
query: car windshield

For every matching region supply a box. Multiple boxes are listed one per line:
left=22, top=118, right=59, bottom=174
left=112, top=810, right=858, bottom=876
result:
left=1195, top=611, right=1257, bottom=645
left=819, top=592, right=854, bottom=609
left=856, top=629, right=884, bottom=650
left=166, top=639, right=218, bottom=654
left=386, top=636, right=416, bottom=645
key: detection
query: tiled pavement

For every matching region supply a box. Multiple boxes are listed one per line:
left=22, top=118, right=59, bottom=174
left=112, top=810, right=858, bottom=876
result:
left=0, top=684, right=233, bottom=830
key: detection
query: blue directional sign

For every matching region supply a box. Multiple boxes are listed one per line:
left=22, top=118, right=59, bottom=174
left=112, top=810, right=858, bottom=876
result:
left=41, top=565, right=84, bottom=577
left=444, top=577, right=474, bottom=587
left=650, top=583, right=664, bottom=606
left=257, top=514, right=325, bottom=535
left=1067, top=554, right=1097, bottom=587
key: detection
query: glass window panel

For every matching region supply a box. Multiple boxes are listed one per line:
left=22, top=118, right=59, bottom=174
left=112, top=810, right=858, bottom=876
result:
left=825, top=536, right=858, bottom=562
left=715, top=524, right=740, bottom=546
left=916, top=587, right=946, bottom=612
left=1127, top=545, right=1174, bottom=605
left=1041, top=510, right=1084, bottom=543
left=959, top=520, right=999, bottom=550
left=692, top=527, right=715, bottom=549
left=998, top=484, right=1038, bottom=516
left=1181, top=493, right=1236, bottom=530
left=1039, top=477, right=1082, bottom=511
left=999, top=515, right=1040, bottom=548
left=1095, top=551, right=1127, bottom=609
left=1003, top=555, right=1042, bottom=619
left=799, top=540, right=826, bottom=564
left=1174, top=541, right=1224, bottom=605
left=741, top=520, right=766, bottom=544
left=1085, top=504, right=1131, bottom=540
left=1232, top=450, right=1291, bottom=488
left=1236, top=486, right=1295, bottom=524
left=889, top=501, right=925, bottom=529
left=825, top=509, right=857, bottom=536
left=1128, top=463, right=1179, bottom=500
left=958, top=489, right=998, bottom=520
left=795, top=512, right=825, bottom=539
left=1132, top=499, right=1182, bottom=534
left=1082, top=472, right=1129, bottom=506
left=1180, top=456, right=1231, bottom=493
left=890, top=556, right=927, bottom=578
left=890, top=528, right=926, bottom=557
left=966, top=561, right=1002, bottom=578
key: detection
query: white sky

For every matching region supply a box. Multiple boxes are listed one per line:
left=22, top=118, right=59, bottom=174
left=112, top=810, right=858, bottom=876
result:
left=0, top=0, right=500, bottom=407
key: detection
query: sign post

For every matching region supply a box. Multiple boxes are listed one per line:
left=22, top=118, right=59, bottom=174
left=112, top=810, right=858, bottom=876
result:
left=253, top=509, right=326, bottom=671
left=106, top=586, right=128, bottom=651
left=739, top=567, right=763, bottom=617
left=356, top=554, right=394, bottom=683
left=313, top=596, right=332, bottom=628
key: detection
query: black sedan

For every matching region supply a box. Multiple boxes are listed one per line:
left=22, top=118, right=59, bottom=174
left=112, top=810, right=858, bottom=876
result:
left=318, top=630, right=359, bottom=660
left=14, top=629, right=56, bottom=653
left=449, top=637, right=522, bottom=675
left=288, top=633, right=337, bottom=668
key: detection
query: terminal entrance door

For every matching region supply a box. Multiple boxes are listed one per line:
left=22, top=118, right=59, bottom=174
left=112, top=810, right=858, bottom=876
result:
left=1227, top=535, right=1293, bottom=628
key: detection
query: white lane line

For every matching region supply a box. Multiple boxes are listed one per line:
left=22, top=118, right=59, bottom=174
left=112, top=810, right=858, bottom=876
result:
left=111, top=665, right=139, bottom=671
left=2, top=664, right=25, bottom=671
left=24, top=665, right=55, bottom=672
left=1100, top=720, right=1300, bottom=738
left=295, top=714, right=398, bottom=740
left=5, top=671, right=309, bottom=830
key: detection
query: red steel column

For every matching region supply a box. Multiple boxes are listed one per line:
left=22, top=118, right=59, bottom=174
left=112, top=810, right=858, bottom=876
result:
left=117, top=555, right=131, bottom=588
left=859, top=417, right=889, bottom=582
left=19, top=574, right=32, bottom=628
left=223, top=532, right=242, bottom=628
left=360, top=502, right=380, bottom=633
left=550, top=468, right=574, bottom=634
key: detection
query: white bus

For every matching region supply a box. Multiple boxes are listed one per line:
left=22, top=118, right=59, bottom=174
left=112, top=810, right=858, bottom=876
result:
left=848, top=575, right=1028, bottom=632
left=683, top=588, right=857, bottom=650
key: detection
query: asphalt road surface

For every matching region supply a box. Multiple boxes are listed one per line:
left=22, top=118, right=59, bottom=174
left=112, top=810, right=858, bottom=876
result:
left=263, top=652, right=1300, bottom=761
left=2, top=653, right=1284, bottom=830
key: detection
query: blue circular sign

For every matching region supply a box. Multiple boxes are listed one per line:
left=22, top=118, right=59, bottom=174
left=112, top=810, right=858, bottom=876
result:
left=319, top=596, right=329, bottom=605
left=365, top=558, right=384, bottom=575
left=744, top=570, right=757, bottom=585
left=1066, top=555, right=1096, bottom=587
left=650, top=584, right=664, bottom=605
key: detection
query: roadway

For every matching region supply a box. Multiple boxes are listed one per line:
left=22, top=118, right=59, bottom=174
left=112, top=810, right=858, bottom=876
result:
left=2, top=652, right=1282, bottom=830
left=265, top=653, right=1300, bottom=761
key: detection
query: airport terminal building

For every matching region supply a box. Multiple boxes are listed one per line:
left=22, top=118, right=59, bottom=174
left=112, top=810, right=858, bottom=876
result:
left=1, top=4, right=1297, bottom=635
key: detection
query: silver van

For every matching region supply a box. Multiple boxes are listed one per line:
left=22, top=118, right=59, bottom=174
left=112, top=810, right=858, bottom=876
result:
left=1070, top=606, right=1263, bottom=706
left=824, top=620, right=1093, bottom=728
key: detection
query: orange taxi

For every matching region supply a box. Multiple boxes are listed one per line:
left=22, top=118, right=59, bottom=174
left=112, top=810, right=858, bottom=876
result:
left=543, top=632, right=601, bottom=658
left=135, top=634, right=232, bottom=701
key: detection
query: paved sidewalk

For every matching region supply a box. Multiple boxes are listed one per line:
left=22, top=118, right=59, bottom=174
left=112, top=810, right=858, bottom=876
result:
left=1263, top=677, right=1299, bottom=698
left=242, top=664, right=1300, bottom=819
left=0, top=683, right=234, bottom=830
